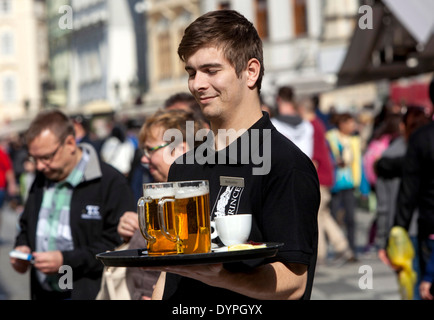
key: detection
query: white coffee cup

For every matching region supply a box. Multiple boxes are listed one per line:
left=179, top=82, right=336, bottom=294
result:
left=211, top=214, right=252, bottom=246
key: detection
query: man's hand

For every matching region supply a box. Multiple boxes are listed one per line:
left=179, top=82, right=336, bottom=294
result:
left=118, top=211, right=139, bottom=242
left=378, top=249, right=401, bottom=271
left=10, top=246, right=32, bottom=274
left=145, top=264, right=225, bottom=288
left=419, top=281, right=433, bottom=300
left=33, top=251, right=63, bottom=274
left=143, top=261, right=307, bottom=300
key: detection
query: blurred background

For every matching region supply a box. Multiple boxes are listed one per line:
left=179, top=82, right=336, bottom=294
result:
left=0, top=0, right=433, bottom=141
left=1, top=0, right=434, bottom=301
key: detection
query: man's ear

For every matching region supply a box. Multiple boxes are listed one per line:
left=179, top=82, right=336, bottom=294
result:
left=63, top=134, right=77, bottom=155
left=64, top=134, right=77, bottom=148
left=246, top=58, right=261, bottom=89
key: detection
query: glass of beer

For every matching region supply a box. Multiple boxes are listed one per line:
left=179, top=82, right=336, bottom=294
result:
left=159, top=180, right=211, bottom=254
left=138, top=182, right=179, bottom=255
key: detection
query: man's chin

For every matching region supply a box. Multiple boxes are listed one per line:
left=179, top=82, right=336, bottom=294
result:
left=43, top=171, right=59, bottom=181
left=202, top=107, right=219, bottom=120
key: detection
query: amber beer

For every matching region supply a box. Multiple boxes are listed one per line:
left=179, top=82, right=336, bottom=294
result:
left=138, top=183, right=178, bottom=255
left=173, top=181, right=211, bottom=254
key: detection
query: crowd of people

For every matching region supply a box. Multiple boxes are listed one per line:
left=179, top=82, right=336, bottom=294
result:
left=265, top=81, right=434, bottom=300
left=0, top=9, right=433, bottom=301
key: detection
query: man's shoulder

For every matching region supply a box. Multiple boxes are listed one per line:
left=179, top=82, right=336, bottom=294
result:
left=412, top=121, right=434, bottom=139
left=408, top=121, right=434, bottom=154
left=269, top=125, right=304, bottom=152
left=99, top=160, right=126, bottom=176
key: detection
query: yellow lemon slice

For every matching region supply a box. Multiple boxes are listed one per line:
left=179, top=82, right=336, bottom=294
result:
left=228, top=243, right=267, bottom=251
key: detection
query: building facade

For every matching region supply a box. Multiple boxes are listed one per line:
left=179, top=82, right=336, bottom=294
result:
left=136, top=0, right=362, bottom=112
left=137, top=0, right=200, bottom=113
left=67, top=0, right=145, bottom=114
left=45, top=0, right=71, bottom=109
left=0, top=0, right=48, bottom=125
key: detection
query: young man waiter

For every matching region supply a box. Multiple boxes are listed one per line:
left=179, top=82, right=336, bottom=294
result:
left=149, top=10, right=320, bottom=301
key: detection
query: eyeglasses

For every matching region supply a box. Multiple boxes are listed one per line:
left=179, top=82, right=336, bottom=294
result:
left=28, top=142, right=64, bottom=166
left=143, top=142, right=171, bottom=158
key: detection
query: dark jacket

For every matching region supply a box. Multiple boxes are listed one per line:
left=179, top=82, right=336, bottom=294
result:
left=395, top=121, right=434, bottom=239
left=15, top=143, right=136, bottom=300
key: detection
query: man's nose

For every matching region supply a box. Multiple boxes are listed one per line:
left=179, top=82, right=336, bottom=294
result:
left=35, top=160, right=48, bottom=171
left=190, top=71, right=208, bottom=92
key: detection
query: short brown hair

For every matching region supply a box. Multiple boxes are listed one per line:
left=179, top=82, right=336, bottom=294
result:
left=178, top=10, right=264, bottom=93
left=25, top=109, right=75, bottom=145
left=139, top=109, right=206, bottom=150
left=277, top=86, right=295, bottom=102
left=332, top=112, right=354, bottom=129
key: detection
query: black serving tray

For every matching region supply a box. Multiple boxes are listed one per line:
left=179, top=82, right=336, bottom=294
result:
left=96, top=242, right=284, bottom=267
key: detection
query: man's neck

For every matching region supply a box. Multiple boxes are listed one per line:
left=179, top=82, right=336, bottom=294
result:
left=211, top=100, right=263, bottom=151
left=60, top=147, right=83, bottom=182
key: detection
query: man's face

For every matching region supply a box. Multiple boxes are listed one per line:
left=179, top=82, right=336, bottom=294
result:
left=27, top=129, right=73, bottom=181
left=185, top=47, right=246, bottom=121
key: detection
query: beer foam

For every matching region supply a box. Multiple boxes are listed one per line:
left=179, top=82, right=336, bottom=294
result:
left=175, top=186, right=209, bottom=199
left=144, top=187, right=175, bottom=199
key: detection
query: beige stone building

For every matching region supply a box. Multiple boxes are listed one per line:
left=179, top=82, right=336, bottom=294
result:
left=138, top=0, right=200, bottom=111
left=0, top=0, right=48, bottom=129
left=138, top=0, right=364, bottom=112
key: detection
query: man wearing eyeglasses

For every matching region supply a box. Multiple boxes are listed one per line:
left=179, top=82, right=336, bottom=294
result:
left=10, top=109, right=136, bottom=300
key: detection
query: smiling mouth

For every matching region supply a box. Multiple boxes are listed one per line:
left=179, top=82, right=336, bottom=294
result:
left=199, top=96, right=215, bottom=104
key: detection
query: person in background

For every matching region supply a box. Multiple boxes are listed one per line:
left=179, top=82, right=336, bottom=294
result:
left=362, top=113, right=402, bottom=253
left=10, top=109, right=135, bottom=300
left=298, top=97, right=354, bottom=265
left=271, top=86, right=314, bottom=158
left=312, top=94, right=333, bottom=131
left=126, top=118, right=154, bottom=203
left=375, top=105, right=431, bottom=299
left=420, top=247, right=434, bottom=300
left=70, top=114, right=103, bottom=156
left=6, top=134, right=27, bottom=211
left=116, top=109, right=208, bottom=300
left=100, top=122, right=136, bottom=177
left=19, top=157, right=36, bottom=206
left=381, top=78, right=434, bottom=301
left=326, top=112, right=366, bottom=260
left=164, top=92, right=198, bottom=112
left=164, top=92, right=210, bottom=128
left=0, top=143, right=19, bottom=239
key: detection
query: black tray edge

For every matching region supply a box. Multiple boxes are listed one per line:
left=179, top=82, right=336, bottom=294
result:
left=96, top=242, right=284, bottom=267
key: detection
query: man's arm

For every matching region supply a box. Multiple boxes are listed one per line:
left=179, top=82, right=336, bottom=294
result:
left=147, top=261, right=307, bottom=300
left=375, top=156, right=404, bottom=179
left=152, top=272, right=167, bottom=300
left=394, top=134, right=421, bottom=229
left=5, top=168, right=18, bottom=197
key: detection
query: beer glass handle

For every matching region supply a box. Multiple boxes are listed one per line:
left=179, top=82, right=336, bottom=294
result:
left=158, top=197, right=177, bottom=242
left=210, top=220, right=218, bottom=240
left=138, top=197, right=156, bottom=243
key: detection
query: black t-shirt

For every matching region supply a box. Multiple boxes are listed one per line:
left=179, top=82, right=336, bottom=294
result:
left=163, top=112, right=320, bottom=300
